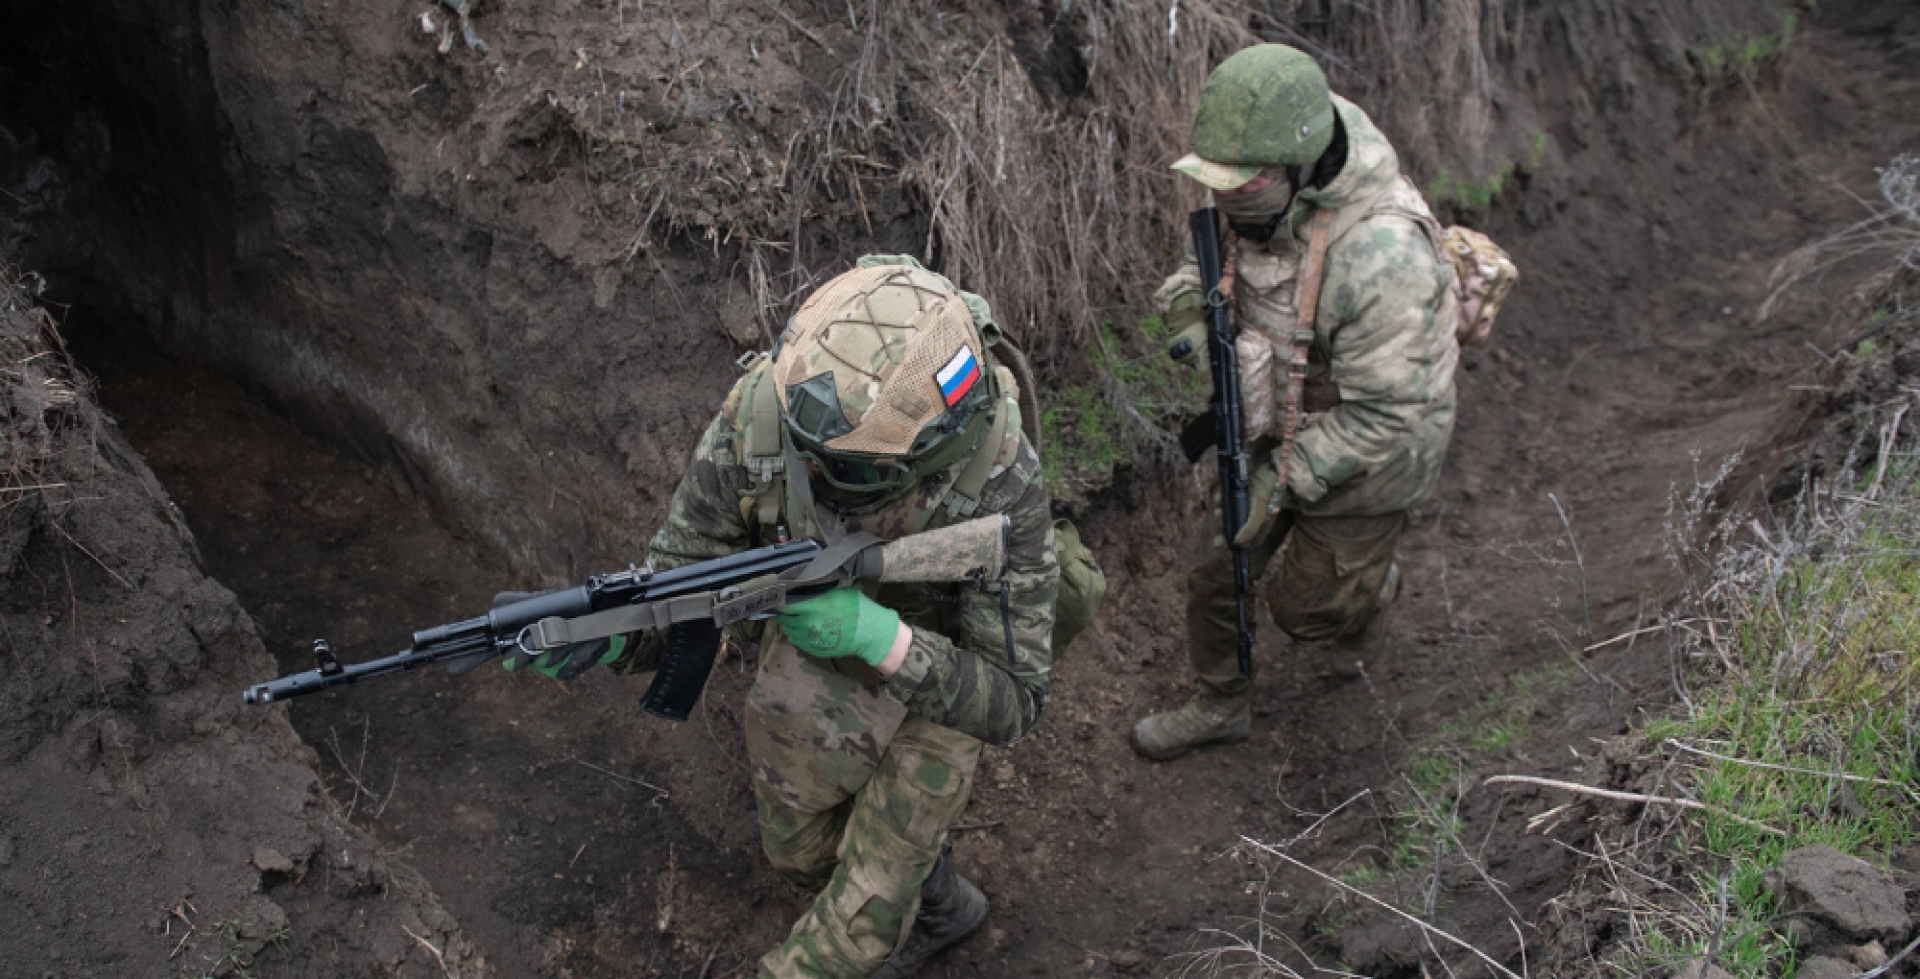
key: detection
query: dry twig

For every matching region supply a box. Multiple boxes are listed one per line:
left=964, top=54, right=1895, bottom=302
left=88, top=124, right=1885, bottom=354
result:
left=1482, top=775, right=1787, bottom=837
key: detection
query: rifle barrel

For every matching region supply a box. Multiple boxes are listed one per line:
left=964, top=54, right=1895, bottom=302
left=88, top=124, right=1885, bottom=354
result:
left=242, top=637, right=488, bottom=704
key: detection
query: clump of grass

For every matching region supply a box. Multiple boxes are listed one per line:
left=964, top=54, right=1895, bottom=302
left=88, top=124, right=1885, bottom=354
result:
left=1038, top=314, right=1207, bottom=503
left=1429, top=132, right=1549, bottom=214
left=1688, top=12, right=1799, bottom=85
left=1608, top=406, right=1920, bottom=978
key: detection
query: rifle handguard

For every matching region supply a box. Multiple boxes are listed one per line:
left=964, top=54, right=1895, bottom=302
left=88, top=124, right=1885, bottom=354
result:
left=870, top=513, right=1009, bottom=583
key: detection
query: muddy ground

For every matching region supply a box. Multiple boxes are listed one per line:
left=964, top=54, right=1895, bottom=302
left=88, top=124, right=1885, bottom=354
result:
left=6, top=0, right=1920, bottom=977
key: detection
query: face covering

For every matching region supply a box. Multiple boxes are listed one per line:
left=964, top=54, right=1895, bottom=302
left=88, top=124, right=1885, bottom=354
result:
left=1216, top=168, right=1296, bottom=244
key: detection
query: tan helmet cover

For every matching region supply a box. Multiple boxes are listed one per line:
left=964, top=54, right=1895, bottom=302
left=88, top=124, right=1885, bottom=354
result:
left=774, top=264, right=988, bottom=458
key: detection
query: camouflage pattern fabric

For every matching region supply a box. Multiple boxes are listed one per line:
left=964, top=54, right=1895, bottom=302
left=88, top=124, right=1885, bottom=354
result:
left=1186, top=495, right=1407, bottom=697
left=624, top=348, right=1056, bottom=978
left=756, top=717, right=979, bottom=977
left=1157, top=95, right=1457, bottom=518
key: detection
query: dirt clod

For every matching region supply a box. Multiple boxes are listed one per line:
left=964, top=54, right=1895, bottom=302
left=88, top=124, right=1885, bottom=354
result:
left=1675, top=962, right=1738, bottom=979
left=1772, top=845, right=1912, bottom=946
left=1795, top=956, right=1859, bottom=979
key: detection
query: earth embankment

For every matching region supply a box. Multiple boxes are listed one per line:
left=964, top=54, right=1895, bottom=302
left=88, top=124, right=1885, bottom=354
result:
left=2, top=0, right=1918, bottom=976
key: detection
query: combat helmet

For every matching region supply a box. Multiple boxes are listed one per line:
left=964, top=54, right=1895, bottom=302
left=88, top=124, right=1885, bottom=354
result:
left=1174, top=44, right=1336, bottom=191
left=773, top=264, right=996, bottom=498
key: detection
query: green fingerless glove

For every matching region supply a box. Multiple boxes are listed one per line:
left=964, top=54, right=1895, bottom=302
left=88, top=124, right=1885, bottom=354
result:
left=776, top=587, right=900, bottom=668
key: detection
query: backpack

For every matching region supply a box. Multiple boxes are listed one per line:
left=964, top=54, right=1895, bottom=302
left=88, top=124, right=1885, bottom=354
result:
left=1439, top=225, right=1517, bottom=348
left=1328, top=175, right=1518, bottom=350
left=737, top=259, right=1107, bottom=658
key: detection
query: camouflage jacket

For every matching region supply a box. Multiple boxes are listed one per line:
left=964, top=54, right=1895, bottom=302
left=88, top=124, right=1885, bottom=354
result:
left=1160, top=95, right=1457, bottom=516
left=629, top=368, right=1058, bottom=748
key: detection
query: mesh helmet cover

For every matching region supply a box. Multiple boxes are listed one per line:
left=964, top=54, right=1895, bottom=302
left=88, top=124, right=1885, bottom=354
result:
left=774, top=265, right=988, bottom=459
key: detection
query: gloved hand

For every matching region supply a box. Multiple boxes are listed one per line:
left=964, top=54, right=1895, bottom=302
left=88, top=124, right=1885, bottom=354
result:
left=776, top=587, right=901, bottom=668
left=486, top=589, right=625, bottom=681
left=1232, top=453, right=1294, bottom=547
left=1165, top=305, right=1210, bottom=366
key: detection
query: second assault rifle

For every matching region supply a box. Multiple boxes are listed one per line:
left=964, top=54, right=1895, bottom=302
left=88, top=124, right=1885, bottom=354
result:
left=1173, top=206, right=1256, bottom=680
left=241, top=515, right=1011, bottom=721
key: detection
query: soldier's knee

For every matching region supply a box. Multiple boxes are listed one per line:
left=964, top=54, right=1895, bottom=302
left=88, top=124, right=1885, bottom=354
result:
left=764, top=848, right=835, bottom=892
left=1271, top=601, right=1347, bottom=642
left=756, top=793, right=844, bottom=892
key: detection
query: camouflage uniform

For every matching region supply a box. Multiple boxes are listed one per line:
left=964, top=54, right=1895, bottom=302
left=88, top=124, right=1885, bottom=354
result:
left=622, top=264, right=1057, bottom=977
left=1163, top=95, right=1456, bottom=693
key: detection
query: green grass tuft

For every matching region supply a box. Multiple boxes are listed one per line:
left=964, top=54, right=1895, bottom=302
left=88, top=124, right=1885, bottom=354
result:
left=1625, top=447, right=1920, bottom=977
left=1430, top=132, right=1548, bottom=214
left=1038, top=314, right=1206, bottom=503
left=1689, top=12, right=1798, bottom=84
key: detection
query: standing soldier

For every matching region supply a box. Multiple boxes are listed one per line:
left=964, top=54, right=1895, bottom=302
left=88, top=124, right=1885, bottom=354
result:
left=528, top=258, right=1057, bottom=976
left=1133, top=44, right=1459, bottom=760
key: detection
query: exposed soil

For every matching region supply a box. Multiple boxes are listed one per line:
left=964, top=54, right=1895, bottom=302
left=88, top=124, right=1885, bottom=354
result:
left=0, top=275, right=489, bottom=979
left=5, top=0, right=1920, bottom=977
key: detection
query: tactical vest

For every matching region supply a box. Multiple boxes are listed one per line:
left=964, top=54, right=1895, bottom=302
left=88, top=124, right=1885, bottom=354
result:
left=1230, top=174, right=1514, bottom=493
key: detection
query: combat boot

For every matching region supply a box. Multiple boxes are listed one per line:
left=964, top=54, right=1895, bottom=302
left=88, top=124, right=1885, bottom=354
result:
left=870, top=847, right=988, bottom=979
left=1325, top=563, right=1400, bottom=680
left=1130, top=690, right=1250, bottom=761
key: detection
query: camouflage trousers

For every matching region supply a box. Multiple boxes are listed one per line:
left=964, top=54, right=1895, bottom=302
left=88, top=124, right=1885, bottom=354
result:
left=1188, top=505, right=1409, bottom=697
left=754, top=715, right=982, bottom=978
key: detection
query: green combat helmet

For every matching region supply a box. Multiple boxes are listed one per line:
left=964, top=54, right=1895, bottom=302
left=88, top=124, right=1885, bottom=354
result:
left=1173, top=43, right=1335, bottom=191
left=774, top=264, right=995, bottom=496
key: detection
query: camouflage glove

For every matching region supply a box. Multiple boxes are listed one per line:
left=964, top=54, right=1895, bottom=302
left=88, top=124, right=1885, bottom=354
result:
left=490, top=590, right=625, bottom=680
left=776, top=587, right=901, bottom=668
left=1232, top=453, right=1295, bottom=547
left=1163, top=302, right=1209, bottom=366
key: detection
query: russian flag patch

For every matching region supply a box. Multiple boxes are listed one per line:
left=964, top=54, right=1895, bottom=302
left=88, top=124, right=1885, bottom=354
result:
left=935, top=345, right=981, bottom=407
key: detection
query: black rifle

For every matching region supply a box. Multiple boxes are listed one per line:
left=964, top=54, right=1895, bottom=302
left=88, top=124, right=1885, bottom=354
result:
left=241, top=515, right=1011, bottom=720
left=1176, top=206, right=1256, bottom=679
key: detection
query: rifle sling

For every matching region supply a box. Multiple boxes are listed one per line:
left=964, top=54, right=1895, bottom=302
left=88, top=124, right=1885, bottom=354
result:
left=1274, top=211, right=1335, bottom=494
left=746, top=357, right=786, bottom=537
left=522, top=534, right=886, bottom=650
left=943, top=395, right=1009, bottom=518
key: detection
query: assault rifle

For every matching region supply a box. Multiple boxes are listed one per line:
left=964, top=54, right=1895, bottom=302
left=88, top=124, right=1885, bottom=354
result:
left=241, top=515, right=1012, bottom=720
left=1174, top=206, right=1256, bottom=679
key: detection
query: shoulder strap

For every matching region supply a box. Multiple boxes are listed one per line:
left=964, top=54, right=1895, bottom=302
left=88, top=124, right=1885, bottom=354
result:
left=1274, top=211, right=1336, bottom=498
left=942, top=380, right=1013, bottom=519
left=742, top=358, right=789, bottom=541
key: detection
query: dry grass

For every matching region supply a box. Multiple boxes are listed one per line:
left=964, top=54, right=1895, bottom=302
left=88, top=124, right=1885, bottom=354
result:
left=0, top=264, right=95, bottom=518
left=536, top=0, right=1815, bottom=372
left=1762, top=154, right=1920, bottom=332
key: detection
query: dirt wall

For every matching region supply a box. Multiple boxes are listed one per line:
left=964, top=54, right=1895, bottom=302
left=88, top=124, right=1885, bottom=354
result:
left=0, top=270, right=487, bottom=977
left=0, top=0, right=1800, bottom=581
left=2, top=0, right=935, bottom=583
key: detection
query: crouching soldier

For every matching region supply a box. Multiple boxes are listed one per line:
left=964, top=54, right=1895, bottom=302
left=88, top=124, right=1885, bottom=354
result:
left=530, top=258, right=1057, bottom=977
left=1133, top=44, right=1459, bottom=760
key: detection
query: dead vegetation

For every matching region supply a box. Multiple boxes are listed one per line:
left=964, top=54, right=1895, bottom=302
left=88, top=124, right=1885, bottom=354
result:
left=1763, top=154, right=1920, bottom=343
